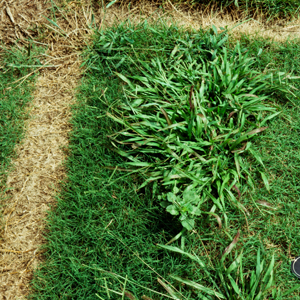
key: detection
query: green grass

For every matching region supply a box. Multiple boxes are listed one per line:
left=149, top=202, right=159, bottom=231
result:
left=29, top=21, right=300, bottom=299
left=0, top=45, right=41, bottom=192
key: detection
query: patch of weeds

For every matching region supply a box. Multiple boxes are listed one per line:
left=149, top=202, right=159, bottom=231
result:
left=90, top=22, right=295, bottom=231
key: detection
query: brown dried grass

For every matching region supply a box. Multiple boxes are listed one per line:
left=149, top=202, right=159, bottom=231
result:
left=0, top=0, right=49, bottom=46
left=0, top=0, right=298, bottom=299
left=0, top=61, right=80, bottom=298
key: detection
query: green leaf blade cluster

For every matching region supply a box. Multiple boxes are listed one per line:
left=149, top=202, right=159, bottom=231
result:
left=90, top=22, right=295, bottom=230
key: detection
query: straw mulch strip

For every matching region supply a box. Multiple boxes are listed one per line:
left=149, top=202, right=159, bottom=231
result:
left=0, top=56, right=81, bottom=299
left=0, top=0, right=299, bottom=299
left=0, top=1, right=81, bottom=298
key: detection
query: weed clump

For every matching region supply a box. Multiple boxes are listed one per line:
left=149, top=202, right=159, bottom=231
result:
left=88, top=22, right=296, bottom=230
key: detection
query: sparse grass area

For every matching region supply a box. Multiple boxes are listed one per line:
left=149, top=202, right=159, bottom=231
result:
left=29, top=20, right=300, bottom=300
left=194, top=0, right=300, bottom=21
left=0, top=46, right=41, bottom=190
left=102, top=0, right=300, bottom=22
left=166, top=0, right=300, bottom=22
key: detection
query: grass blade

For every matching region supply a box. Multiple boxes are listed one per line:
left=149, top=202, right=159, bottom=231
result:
left=222, top=230, right=240, bottom=260
left=170, top=275, right=226, bottom=299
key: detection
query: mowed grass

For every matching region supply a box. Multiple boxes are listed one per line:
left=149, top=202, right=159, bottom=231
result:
left=0, top=46, right=40, bottom=191
left=239, top=35, right=300, bottom=293
left=29, top=22, right=300, bottom=299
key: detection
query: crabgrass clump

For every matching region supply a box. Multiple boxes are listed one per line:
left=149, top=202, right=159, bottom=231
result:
left=90, top=23, right=296, bottom=230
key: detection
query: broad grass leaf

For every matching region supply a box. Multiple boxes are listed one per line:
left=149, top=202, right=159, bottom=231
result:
left=106, top=0, right=118, bottom=8
left=246, top=126, right=268, bottom=136
left=231, top=143, right=247, bottom=153
left=124, top=291, right=137, bottom=300
left=262, top=254, right=275, bottom=284
left=115, top=57, right=125, bottom=69
left=157, top=244, right=206, bottom=268
left=106, top=112, right=126, bottom=126
left=256, top=248, right=262, bottom=279
left=170, top=276, right=226, bottom=299
left=157, top=122, right=187, bottom=132
left=204, top=212, right=222, bottom=229
left=217, top=36, right=228, bottom=47
left=232, top=127, right=268, bottom=149
left=126, top=162, right=152, bottom=167
left=249, top=148, right=265, bottom=169
left=138, top=176, right=163, bottom=190
left=256, top=200, right=274, bottom=209
left=234, top=153, right=241, bottom=178
left=211, top=24, right=218, bottom=35
left=249, top=270, right=258, bottom=298
left=226, top=252, right=243, bottom=274
left=160, top=107, right=172, bottom=126
left=141, top=296, right=153, bottom=300
left=232, top=184, right=241, bottom=198
left=43, top=16, right=65, bottom=31
left=157, top=278, right=181, bottom=300
left=228, top=274, right=240, bottom=295
left=260, top=172, right=270, bottom=192
left=115, top=72, right=134, bottom=89
left=260, top=111, right=281, bottom=127
left=226, top=188, right=249, bottom=215
left=203, top=190, right=224, bottom=212
left=239, top=253, right=245, bottom=289
left=222, top=230, right=240, bottom=259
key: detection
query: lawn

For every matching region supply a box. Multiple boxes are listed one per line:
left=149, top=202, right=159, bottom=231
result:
left=29, top=20, right=300, bottom=300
